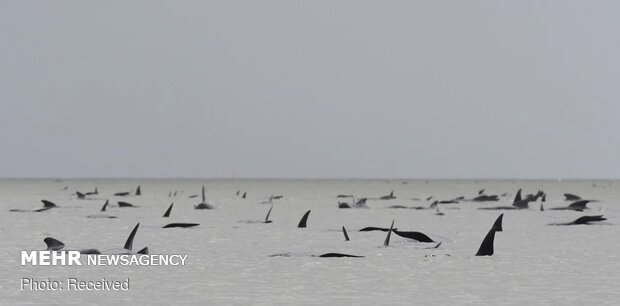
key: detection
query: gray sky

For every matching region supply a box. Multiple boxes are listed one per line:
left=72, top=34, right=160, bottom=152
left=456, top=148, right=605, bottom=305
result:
left=1, top=1, right=619, bottom=179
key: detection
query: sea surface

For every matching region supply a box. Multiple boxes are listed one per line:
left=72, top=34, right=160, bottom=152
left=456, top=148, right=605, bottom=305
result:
left=0, top=179, right=618, bottom=305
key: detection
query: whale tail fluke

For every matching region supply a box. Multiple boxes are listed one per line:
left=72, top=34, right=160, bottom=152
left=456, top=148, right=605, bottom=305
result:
left=297, top=210, right=311, bottom=228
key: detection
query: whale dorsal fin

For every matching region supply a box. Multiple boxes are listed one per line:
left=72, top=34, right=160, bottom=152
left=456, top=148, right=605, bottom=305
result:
left=513, top=189, right=522, bottom=204
left=492, top=213, right=504, bottom=232
left=163, top=203, right=174, bottom=217
left=297, top=210, right=311, bottom=228
left=201, top=186, right=206, bottom=203
left=101, top=200, right=109, bottom=212
left=383, top=220, right=394, bottom=247
left=135, top=185, right=141, bottom=196
left=564, top=193, right=581, bottom=201
left=476, top=214, right=502, bottom=256
left=265, top=205, right=273, bottom=223
left=137, top=247, right=149, bottom=255
left=123, top=223, right=140, bottom=251
left=342, top=226, right=350, bottom=241
left=44, top=237, right=65, bottom=251
left=41, top=200, right=57, bottom=208
left=569, top=200, right=590, bottom=209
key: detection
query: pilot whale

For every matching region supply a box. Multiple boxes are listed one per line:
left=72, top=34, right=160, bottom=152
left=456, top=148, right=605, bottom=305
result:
left=9, top=200, right=57, bottom=212
left=475, top=214, right=503, bottom=256
left=194, top=186, right=214, bottom=209
left=44, top=223, right=148, bottom=255
left=86, top=200, right=117, bottom=219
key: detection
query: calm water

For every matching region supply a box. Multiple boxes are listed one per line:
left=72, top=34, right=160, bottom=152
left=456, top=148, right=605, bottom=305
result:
left=1, top=179, right=618, bottom=305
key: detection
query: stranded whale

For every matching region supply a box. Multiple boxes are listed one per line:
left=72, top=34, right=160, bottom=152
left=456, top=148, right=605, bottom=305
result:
left=194, top=186, right=214, bottom=209
left=475, top=214, right=503, bottom=256
left=44, top=223, right=148, bottom=255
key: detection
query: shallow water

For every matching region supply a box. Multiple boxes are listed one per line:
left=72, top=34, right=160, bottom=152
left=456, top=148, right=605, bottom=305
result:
left=1, top=179, right=618, bottom=305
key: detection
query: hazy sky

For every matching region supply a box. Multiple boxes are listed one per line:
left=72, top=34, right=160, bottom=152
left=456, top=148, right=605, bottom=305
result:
left=1, top=1, right=619, bottom=179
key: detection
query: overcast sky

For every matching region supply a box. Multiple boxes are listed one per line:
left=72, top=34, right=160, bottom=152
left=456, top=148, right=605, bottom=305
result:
left=1, top=1, right=619, bottom=179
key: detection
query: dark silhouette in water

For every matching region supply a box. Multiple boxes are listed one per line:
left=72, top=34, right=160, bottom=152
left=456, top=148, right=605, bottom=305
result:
left=563, top=193, right=582, bottom=201
left=359, top=226, right=398, bottom=232
left=342, top=226, right=350, bottom=241
left=380, top=191, right=396, bottom=200
left=135, top=185, right=141, bottom=196
left=44, top=223, right=147, bottom=255
left=163, top=223, right=200, bottom=228
left=87, top=200, right=117, bottom=219
left=549, top=215, right=607, bottom=226
left=318, top=253, right=364, bottom=258
left=194, top=186, right=214, bottom=209
left=475, top=214, right=503, bottom=256
left=383, top=220, right=395, bottom=247
left=85, top=187, right=98, bottom=196
left=297, top=210, right=311, bottom=228
left=393, top=230, right=435, bottom=243
left=76, top=192, right=86, bottom=199
left=242, top=192, right=247, bottom=199
left=101, top=200, right=109, bottom=212
left=338, top=197, right=368, bottom=209
left=264, top=205, right=273, bottom=223
left=114, top=192, right=130, bottom=197
left=550, top=200, right=590, bottom=212
left=9, top=200, right=56, bottom=212
left=118, top=201, right=136, bottom=208
left=163, top=203, right=174, bottom=217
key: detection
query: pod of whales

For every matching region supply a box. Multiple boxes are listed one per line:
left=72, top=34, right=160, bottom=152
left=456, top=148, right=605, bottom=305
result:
left=19, top=183, right=612, bottom=263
